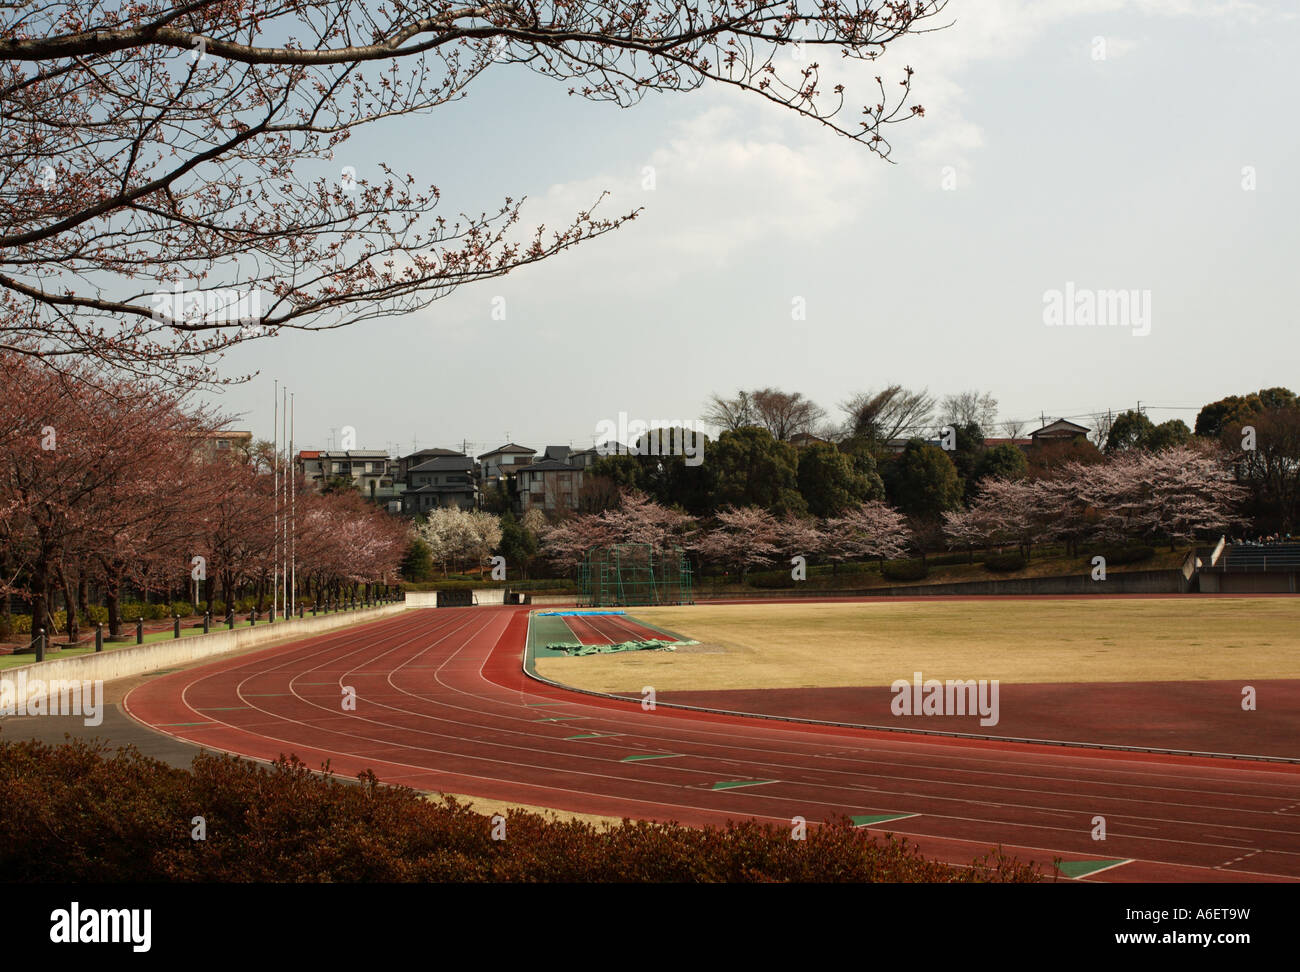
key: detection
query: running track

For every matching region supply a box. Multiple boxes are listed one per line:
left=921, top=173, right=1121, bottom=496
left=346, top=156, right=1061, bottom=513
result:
left=125, top=607, right=1300, bottom=882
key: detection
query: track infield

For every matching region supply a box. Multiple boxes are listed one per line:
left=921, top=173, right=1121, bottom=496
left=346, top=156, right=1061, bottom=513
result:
left=533, top=597, right=1300, bottom=758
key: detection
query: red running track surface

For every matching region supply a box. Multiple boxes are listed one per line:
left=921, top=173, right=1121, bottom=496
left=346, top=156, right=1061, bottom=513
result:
left=124, top=607, right=1300, bottom=882
left=562, top=612, right=668, bottom=645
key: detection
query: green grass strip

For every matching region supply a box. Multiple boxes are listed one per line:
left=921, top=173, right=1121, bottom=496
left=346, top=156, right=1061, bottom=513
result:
left=850, top=813, right=919, bottom=827
left=710, top=780, right=777, bottom=791
left=1056, top=859, right=1131, bottom=878
left=621, top=754, right=684, bottom=762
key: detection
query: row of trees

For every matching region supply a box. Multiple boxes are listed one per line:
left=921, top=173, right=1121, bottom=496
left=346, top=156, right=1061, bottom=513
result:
left=0, top=355, right=406, bottom=642
left=582, top=385, right=1299, bottom=537
left=538, top=491, right=910, bottom=579
left=537, top=442, right=1245, bottom=579
left=944, top=447, right=1245, bottom=559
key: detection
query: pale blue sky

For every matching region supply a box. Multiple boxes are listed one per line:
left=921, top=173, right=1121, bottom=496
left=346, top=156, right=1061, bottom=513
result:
left=204, top=0, right=1300, bottom=457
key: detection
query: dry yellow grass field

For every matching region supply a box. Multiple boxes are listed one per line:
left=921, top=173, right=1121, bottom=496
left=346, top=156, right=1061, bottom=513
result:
left=534, top=598, right=1300, bottom=693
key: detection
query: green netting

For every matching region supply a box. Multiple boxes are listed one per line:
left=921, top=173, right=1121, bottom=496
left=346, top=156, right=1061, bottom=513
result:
left=546, top=638, right=698, bottom=657
left=577, top=543, right=694, bottom=607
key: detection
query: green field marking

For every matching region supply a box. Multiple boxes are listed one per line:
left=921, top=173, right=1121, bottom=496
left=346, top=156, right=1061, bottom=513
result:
left=1056, top=858, right=1132, bottom=879
left=621, top=753, right=685, bottom=762
left=142, top=669, right=181, bottom=677
left=535, top=716, right=589, bottom=722
left=710, top=779, right=777, bottom=791
left=850, top=813, right=920, bottom=827
left=529, top=614, right=580, bottom=657
left=566, top=733, right=622, bottom=740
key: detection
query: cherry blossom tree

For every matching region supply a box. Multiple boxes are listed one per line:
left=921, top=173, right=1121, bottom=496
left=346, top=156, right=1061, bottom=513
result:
left=416, top=507, right=503, bottom=575
left=692, top=506, right=782, bottom=579
left=600, top=490, right=694, bottom=549
left=2, top=1, right=942, bottom=382
left=825, top=500, right=910, bottom=565
left=536, top=514, right=616, bottom=574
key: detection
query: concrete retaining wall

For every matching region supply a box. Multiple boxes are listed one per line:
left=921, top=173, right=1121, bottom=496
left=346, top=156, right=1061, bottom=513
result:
left=1, top=604, right=406, bottom=710
left=1200, top=571, right=1298, bottom=594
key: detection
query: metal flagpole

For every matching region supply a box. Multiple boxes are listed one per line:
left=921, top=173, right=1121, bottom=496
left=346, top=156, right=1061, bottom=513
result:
left=272, top=380, right=279, bottom=621
left=290, top=392, right=296, bottom=618
left=282, top=386, right=288, bottom=618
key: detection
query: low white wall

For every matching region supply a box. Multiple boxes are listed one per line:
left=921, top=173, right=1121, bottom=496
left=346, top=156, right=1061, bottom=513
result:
left=2, top=604, right=406, bottom=710
left=404, top=589, right=509, bottom=606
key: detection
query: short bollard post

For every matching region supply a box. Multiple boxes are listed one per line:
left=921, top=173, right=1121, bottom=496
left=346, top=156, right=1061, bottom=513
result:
left=136, top=618, right=144, bottom=644
left=95, top=623, right=103, bottom=652
left=250, top=609, right=256, bottom=626
left=173, top=615, right=181, bottom=639
left=298, top=603, right=304, bottom=619
left=203, top=612, right=210, bottom=634
left=227, top=609, right=235, bottom=630
left=36, top=628, right=45, bottom=663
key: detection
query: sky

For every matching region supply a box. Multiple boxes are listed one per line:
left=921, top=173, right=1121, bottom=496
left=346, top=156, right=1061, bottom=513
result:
left=201, top=0, right=1300, bottom=458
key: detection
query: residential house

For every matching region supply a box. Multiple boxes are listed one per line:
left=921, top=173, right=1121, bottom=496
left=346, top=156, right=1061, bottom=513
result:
left=196, top=429, right=253, bottom=463
left=1028, top=419, right=1090, bottom=447
left=394, top=447, right=469, bottom=484
left=477, top=443, right=536, bottom=493
left=569, top=446, right=601, bottom=470
left=401, top=454, right=479, bottom=513
left=516, top=457, right=584, bottom=513
left=299, top=450, right=399, bottom=504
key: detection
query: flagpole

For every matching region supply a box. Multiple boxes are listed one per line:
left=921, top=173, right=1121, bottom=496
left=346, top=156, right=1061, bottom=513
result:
left=290, top=392, right=296, bottom=618
left=272, top=380, right=279, bottom=621
left=282, top=386, right=288, bottom=619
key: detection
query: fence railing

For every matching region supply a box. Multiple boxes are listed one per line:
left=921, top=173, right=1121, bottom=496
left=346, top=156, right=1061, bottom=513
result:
left=1203, top=544, right=1300, bottom=571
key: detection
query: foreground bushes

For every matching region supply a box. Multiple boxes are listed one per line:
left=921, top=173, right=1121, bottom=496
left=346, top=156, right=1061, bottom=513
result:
left=0, top=739, right=1041, bottom=883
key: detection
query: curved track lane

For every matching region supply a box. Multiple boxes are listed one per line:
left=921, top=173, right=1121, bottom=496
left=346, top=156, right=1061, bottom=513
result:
left=125, top=607, right=1300, bottom=882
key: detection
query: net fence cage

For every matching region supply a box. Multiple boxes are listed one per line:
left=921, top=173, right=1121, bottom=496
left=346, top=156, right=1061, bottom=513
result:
left=577, top=544, right=694, bottom=607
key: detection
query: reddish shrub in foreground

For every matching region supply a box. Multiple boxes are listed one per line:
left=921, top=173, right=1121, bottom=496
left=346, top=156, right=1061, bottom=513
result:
left=0, top=739, right=1043, bottom=882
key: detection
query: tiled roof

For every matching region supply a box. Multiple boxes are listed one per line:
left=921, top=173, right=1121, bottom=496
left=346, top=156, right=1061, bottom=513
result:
left=477, top=443, right=536, bottom=459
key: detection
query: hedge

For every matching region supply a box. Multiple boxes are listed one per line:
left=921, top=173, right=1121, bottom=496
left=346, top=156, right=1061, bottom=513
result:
left=983, top=552, right=1027, bottom=572
left=0, top=739, right=1042, bottom=883
left=881, top=559, right=929, bottom=582
left=1094, top=545, right=1156, bottom=566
